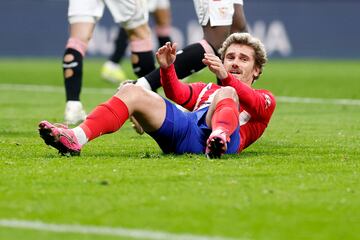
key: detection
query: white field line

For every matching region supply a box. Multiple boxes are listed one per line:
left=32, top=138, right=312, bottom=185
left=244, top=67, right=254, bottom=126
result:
left=0, top=83, right=115, bottom=95
left=1, top=83, right=360, bottom=106
left=0, top=219, right=242, bottom=240
left=276, top=96, right=360, bottom=106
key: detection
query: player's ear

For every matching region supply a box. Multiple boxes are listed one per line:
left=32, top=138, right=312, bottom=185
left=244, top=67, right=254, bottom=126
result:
left=253, top=65, right=260, bottom=79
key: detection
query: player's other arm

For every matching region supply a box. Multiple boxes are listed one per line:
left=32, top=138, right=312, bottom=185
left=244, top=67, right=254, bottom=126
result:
left=157, top=42, right=204, bottom=110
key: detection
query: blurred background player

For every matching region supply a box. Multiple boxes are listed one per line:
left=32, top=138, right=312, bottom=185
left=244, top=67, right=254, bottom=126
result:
left=63, top=0, right=156, bottom=124
left=101, top=0, right=173, bottom=83
left=135, top=0, right=248, bottom=91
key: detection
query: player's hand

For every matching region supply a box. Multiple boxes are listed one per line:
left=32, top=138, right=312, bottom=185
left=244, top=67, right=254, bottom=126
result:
left=156, top=42, right=177, bottom=69
left=202, top=53, right=228, bottom=80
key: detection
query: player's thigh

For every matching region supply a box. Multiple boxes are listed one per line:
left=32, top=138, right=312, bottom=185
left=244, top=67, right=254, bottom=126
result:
left=152, top=0, right=171, bottom=26
left=231, top=3, right=247, bottom=33
left=116, top=84, right=166, bottom=132
left=126, top=23, right=151, bottom=41
left=69, top=22, right=96, bottom=42
left=153, top=8, right=171, bottom=26
left=133, top=92, right=166, bottom=132
left=202, top=24, right=231, bottom=50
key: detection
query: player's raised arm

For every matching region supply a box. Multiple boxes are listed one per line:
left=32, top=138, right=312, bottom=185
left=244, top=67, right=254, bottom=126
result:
left=156, top=42, right=177, bottom=69
left=157, top=42, right=197, bottom=110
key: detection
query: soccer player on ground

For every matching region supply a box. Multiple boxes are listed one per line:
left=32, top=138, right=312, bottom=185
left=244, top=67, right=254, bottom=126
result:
left=63, top=0, right=156, bottom=125
left=136, top=0, right=248, bottom=91
left=101, top=0, right=173, bottom=83
left=38, top=33, right=276, bottom=159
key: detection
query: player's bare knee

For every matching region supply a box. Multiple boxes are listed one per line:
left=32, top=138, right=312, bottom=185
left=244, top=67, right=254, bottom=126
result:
left=127, top=24, right=151, bottom=41
left=215, top=87, right=238, bottom=102
left=117, top=83, right=136, bottom=95
left=115, top=84, right=147, bottom=102
left=218, top=86, right=237, bottom=96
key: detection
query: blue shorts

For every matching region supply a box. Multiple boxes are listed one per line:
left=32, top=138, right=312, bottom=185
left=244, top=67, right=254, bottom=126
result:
left=148, top=99, right=240, bottom=154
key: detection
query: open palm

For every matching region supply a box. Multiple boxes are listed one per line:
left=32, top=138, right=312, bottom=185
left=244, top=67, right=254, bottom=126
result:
left=156, top=42, right=177, bottom=69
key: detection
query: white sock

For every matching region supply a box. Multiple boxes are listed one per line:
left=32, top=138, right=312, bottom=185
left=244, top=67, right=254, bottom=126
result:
left=72, top=126, right=88, bottom=146
left=135, top=77, right=151, bottom=90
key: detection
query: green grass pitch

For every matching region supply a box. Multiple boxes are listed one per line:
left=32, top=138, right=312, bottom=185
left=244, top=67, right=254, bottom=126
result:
left=0, top=58, right=359, bottom=240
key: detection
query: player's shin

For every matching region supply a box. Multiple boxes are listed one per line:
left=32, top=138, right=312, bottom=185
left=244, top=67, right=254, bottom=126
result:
left=130, top=38, right=155, bottom=78
left=206, top=98, right=239, bottom=158
left=110, top=27, right=128, bottom=63
left=79, top=97, right=130, bottom=141
left=211, top=98, right=239, bottom=139
left=63, top=38, right=87, bottom=101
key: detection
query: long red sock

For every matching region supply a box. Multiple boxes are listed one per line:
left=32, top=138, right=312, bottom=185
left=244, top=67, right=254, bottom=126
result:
left=79, top=96, right=129, bottom=141
left=211, top=98, right=239, bottom=139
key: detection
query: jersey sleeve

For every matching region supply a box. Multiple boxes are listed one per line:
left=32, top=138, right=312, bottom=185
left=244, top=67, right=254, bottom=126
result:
left=160, top=64, right=207, bottom=111
left=221, top=73, right=276, bottom=121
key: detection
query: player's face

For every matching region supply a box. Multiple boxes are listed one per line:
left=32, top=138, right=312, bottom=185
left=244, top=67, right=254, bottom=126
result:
left=223, top=43, right=260, bottom=86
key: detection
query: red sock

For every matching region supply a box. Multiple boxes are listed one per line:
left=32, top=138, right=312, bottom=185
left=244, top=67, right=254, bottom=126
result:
left=80, top=96, right=129, bottom=141
left=211, top=98, right=239, bottom=139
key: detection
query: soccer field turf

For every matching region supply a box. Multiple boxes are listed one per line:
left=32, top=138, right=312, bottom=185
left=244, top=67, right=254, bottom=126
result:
left=0, top=58, right=359, bottom=240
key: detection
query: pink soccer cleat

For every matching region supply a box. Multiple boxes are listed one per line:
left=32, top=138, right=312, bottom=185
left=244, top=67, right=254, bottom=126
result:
left=205, top=129, right=229, bottom=159
left=38, top=120, right=81, bottom=156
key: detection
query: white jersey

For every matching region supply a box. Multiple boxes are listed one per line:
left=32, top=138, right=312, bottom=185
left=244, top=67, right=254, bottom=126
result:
left=193, top=0, right=243, bottom=27
left=68, top=0, right=149, bottom=29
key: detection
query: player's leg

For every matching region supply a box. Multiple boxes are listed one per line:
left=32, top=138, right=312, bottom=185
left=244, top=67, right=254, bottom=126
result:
left=103, top=0, right=155, bottom=79
left=79, top=84, right=165, bottom=141
left=231, top=2, right=248, bottom=33
left=63, top=23, right=93, bottom=125
left=152, top=0, right=172, bottom=47
left=101, top=27, right=128, bottom=83
left=205, top=86, right=240, bottom=158
left=110, top=27, right=129, bottom=64
left=39, top=84, right=167, bottom=156
left=202, top=24, right=231, bottom=51
left=125, top=24, right=156, bottom=78
left=64, top=0, right=104, bottom=125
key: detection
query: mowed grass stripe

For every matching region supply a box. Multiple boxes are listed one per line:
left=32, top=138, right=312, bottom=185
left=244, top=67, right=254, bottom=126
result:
left=1, top=83, right=360, bottom=106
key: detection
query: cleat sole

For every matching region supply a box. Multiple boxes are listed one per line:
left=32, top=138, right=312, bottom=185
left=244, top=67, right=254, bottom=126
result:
left=38, top=122, right=80, bottom=156
left=206, top=138, right=226, bottom=159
